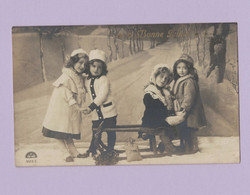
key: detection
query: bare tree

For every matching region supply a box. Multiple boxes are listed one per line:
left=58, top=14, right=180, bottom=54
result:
left=202, top=30, right=207, bottom=67
left=195, top=24, right=202, bottom=66
left=132, top=26, right=137, bottom=53
left=32, top=26, right=67, bottom=82
left=174, top=24, right=191, bottom=54
left=33, top=28, right=47, bottom=82
left=112, top=26, right=122, bottom=60
left=107, top=26, right=113, bottom=62
left=124, top=26, right=134, bottom=55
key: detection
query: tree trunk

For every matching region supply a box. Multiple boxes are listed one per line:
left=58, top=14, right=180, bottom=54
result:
left=141, top=38, right=144, bottom=51
left=202, top=32, right=207, bottom=67
left=39, top=32, right=47, bottom=82
left=150, top=38, right=155, bottom=49
left=136, top=37, right=140, bottom=52
left=113, top=35, right=119, bottom=60
left=132, top=31, right=137, bottom=53
left=61, top=41, right=65, bottom=63
left=121, top=38, right=124, bottom=58
left=129, top=38, right=133, bottom=55
left=188, top=38, right=191, bottom=54
left=196, top=34, right=201, bottom=66
left=107, top=32, right=113, bottom=62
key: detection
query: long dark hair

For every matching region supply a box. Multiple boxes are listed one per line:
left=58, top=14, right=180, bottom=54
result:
left=85, top=59, right=108, bottom=77
left=173, top=59, right=199, bottom=81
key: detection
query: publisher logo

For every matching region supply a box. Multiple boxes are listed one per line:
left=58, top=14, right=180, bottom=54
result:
left=25, top=151, right=37, bottom=163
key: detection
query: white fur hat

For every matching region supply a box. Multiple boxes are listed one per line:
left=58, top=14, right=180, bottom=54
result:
left=89, top=49, right=106, bottom=63
left=71, top=48, right=88, bottom=57
left=150, top=64, right=172, bottom=85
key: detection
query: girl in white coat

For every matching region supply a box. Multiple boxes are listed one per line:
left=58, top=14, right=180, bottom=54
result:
left=82, top=49, right=117, bottom=158
left=42, top=48, right=88, bottom=162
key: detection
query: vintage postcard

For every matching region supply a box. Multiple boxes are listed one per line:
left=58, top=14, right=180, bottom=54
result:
left=13, top=23, right=239, bottom=166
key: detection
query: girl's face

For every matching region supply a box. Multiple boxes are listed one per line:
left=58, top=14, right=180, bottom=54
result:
left=177, top=62, right=188, bottom=77
left=90, top=61, right=103, bottom=76
left=73, top=57, right=88, bottom=73
left=155, top=72, right=170, bottom=88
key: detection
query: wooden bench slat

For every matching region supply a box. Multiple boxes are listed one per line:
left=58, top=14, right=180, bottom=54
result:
left=115, top=125, right=143, bottom=128
left=93, top=126, right=163, bottom=135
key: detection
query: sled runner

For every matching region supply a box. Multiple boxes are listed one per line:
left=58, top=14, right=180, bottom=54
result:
left=93, top=122, right=164, bottom=156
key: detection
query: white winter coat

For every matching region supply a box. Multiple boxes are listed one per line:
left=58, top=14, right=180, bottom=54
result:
left=43, top=68, right=86, bottom=135
left=85, top=75, right=117, bottom=121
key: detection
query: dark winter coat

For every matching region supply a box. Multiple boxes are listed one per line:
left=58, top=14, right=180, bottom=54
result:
left=173, top=75, right=207, bottom=129
left=142, top=93, right=174, bottom=128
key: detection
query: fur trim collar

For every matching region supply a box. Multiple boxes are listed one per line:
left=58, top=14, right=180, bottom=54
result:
left=145, top=84, right=167, bottom=106
left=144, top=84, right=174, bottom=110
left=173, top=74, right=193, bottom=95
left=62, top=67, right=85, bottom=95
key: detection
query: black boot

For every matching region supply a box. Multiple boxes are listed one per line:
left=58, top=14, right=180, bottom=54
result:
left=184, top=131, right=199, bottom=154
left=80, top=150, right=90, bottom=158
left=189, top=131, right=199, bottom=153
left=157, top=142, right=165, bottom=154
left=175, top=138, right=186, bottom=155
left=159, top=135, right=175, bottom=156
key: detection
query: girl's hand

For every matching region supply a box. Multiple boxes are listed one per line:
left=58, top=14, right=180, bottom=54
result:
left=71, top=104, right=80, bottom=111
left=181, top=108, right=187, bottom=115
left=83, top=108, right=92, bottom=115
left=176, top=108, right=186, bottom=117
left=78, top=107, right=86, bottom=112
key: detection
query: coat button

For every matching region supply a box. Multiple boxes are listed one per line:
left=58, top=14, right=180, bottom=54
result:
left=90, top=85, right=93, bottom=87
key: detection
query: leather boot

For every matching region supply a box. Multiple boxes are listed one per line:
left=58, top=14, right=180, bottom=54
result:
left=185, top=131, right=199, bottom=154
left=159, top=135, right=175, bottom=156
left=190, top=131, right=199, bottom=153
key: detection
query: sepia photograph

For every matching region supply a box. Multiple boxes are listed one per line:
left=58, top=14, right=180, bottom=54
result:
left=12, top=23, right=239, bottom=166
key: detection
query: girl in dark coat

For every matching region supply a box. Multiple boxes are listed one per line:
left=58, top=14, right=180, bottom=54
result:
left=140, top=64, right=176, bottom=155
left=173, top=54, right=207, bottom=154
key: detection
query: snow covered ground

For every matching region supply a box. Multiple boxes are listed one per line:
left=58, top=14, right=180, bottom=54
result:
left=15, top=136, right=240, bottom=166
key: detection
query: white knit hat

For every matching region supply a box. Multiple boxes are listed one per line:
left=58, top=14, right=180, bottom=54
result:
left=71, top=48, right=88, bottom=57
left=89, top=49, right=106, bottom=63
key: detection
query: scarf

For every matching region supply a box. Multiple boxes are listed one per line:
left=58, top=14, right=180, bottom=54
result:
left=144, top=84, right=174, bottom=110
left=173, top=74, right=193, bottom=95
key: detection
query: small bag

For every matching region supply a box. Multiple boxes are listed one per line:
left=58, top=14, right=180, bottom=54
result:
left=165, top=111, right=186, bottom=126
left=124, top=137, right=142, bottom=162
left=165, top=100, right=186, bottom=126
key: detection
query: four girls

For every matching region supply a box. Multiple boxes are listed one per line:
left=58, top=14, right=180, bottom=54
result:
left=42, top=47, right=206, bottom=161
